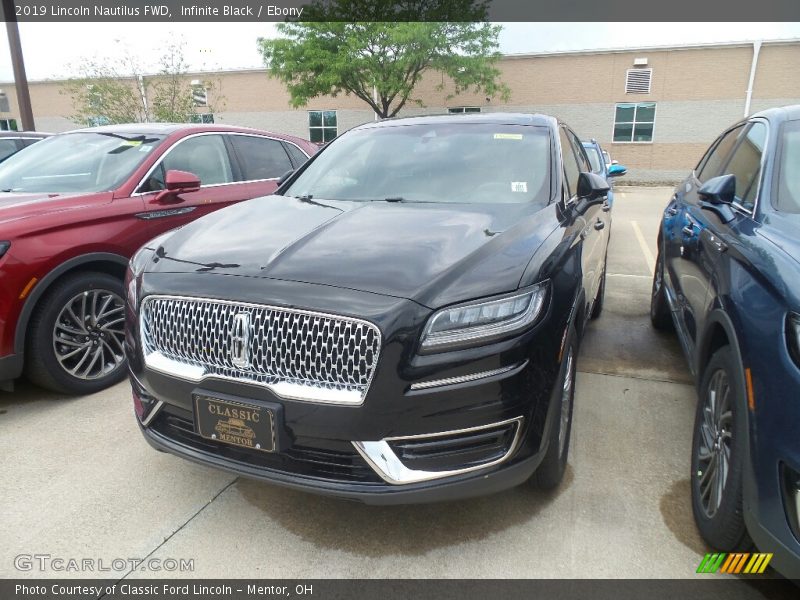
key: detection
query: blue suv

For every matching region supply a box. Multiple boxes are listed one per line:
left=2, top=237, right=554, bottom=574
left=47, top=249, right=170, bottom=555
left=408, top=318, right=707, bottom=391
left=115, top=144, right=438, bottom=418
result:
left=582, top=139, right=626, bottom=207
left=650, top=105, right=800, bottom=578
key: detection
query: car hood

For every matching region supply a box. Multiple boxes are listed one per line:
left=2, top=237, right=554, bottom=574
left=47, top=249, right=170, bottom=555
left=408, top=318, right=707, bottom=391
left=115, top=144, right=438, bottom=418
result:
left=759, top=212, right=800, bottom=262
left=0, top=191, right=110, bottom=226
left=147, top=195, right=558, bottom=308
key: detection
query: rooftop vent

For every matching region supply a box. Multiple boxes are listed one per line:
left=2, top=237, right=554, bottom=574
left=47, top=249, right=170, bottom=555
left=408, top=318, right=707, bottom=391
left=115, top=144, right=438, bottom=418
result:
left=625, top=68, right=652, bottom=94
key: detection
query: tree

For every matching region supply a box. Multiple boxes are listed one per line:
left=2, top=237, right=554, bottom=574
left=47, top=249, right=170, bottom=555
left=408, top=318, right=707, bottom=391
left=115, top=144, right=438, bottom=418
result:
left=62, top=40, right=223, bottom=126
left=61, top=54, right=148, bottom=125
left=258, top=2, right=510, bottom=119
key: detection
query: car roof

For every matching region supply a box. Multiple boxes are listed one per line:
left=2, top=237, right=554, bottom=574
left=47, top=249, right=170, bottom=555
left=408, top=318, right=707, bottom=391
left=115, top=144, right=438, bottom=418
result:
left=0, top=131, right=51, bottom=138
left=65, top=122, right=310, bottom=143
left=751, top=104, right=800, bottom=123
left=355, top=112, right=558, bottom=130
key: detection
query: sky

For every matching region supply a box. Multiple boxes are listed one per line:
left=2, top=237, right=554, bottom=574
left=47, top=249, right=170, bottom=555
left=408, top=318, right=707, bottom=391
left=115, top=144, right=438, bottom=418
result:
left=1, top=22, right=799, bottom=82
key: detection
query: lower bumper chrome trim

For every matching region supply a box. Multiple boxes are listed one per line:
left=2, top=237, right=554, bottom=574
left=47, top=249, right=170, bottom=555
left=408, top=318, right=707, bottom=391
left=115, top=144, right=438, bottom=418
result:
left=130, top=369, right=165, bottom=427
left=143, top=351, right=363, bottom=405
left=409, top=360, right=528, bottom=391
left=141, top=400, right=164, bottom=427
left=353, top=416, right=524, bottom=485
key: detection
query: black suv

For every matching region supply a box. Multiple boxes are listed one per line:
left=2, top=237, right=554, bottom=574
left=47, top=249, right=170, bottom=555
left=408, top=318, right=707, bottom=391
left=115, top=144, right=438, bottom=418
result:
left=126, top=113, right=612, bottom=504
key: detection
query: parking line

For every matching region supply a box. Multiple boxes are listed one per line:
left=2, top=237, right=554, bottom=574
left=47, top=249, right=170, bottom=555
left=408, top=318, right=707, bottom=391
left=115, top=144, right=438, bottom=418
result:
left=631, top=221, right=655, bottom=275
left=607, top=273, right=651, bottom=279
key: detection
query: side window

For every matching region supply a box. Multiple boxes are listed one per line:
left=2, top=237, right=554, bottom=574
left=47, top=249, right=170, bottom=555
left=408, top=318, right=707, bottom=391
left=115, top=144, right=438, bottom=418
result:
left=697, top=125, right=744, bottom=183
left=0, top=139, right=19, bottom=162
left=559, top=128, right=581, bottom=198
left=776, top=121, right=800, bottom=213
left=568, top=131, right=592, bottom=173
left=724, top=122, right=767, bottom=210
left=229, top=135, right=293, bottom=181
left=283, top=142, right=309, bottom=168
left=154, top=135, right=233, bottom=189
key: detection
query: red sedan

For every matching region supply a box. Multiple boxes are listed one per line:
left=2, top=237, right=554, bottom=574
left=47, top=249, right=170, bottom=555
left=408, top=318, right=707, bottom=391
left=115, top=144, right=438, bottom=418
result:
left=0, top=123, right=317, bottom=394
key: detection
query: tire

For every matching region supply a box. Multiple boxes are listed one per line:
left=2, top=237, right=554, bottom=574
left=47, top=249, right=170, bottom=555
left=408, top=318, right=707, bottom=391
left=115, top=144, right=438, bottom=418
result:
left=533, top=326, right=578, bottom=489
left=690, top=346, right=751, bottom=550
left=650, top=251, right=673, bottom=330
left=24, top=271, right=128, bottom=395
left=590, top=253, right=607, bottom=319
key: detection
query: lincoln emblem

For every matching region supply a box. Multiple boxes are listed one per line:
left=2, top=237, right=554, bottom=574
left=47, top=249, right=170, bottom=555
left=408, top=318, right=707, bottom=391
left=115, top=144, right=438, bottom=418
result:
left=230, top=312, right=251, bottom=369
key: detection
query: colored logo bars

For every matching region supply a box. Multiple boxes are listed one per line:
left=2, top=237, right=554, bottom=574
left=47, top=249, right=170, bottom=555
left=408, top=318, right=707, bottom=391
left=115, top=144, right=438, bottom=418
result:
left=696, top=552, right=773, bottom=574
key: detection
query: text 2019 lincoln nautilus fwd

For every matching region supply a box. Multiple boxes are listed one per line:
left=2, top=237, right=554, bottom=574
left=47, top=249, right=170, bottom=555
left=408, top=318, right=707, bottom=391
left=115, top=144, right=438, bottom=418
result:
left=125, top=113, right=612, bottom=503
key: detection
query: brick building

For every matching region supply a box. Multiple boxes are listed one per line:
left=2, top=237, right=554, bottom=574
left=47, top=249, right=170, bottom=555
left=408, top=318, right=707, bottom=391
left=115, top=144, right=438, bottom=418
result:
left=0, top=38, right=798, bottom=181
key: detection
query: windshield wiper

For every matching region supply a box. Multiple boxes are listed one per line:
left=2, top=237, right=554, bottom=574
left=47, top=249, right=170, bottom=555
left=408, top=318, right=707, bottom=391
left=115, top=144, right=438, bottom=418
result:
left=96, top=133, right=160, bottom=144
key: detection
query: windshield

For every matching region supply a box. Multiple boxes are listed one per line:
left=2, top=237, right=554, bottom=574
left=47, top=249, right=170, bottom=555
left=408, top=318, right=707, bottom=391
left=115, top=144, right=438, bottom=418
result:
left=776, top=121, right=800, bottom=214
left=286, top=123, right=551, bottom=205
left=0, top=132, right=165, bottom=194
left=584, top=145, right=603, bottom=173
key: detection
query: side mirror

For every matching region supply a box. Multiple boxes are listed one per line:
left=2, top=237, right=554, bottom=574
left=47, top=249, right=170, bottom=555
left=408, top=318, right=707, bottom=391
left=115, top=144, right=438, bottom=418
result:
left=165, top=169, right=201, bottom=192
left=155, top=170, right=200, bottom=204
left=698, top=173, right=736, bottom=223
left=576, top=171, right=610, bottom=205
left=698, top=173, right=735, bottom=205
left=608, top=164, right=627, bottom=177
left=277, top=169, right=294, bottom=186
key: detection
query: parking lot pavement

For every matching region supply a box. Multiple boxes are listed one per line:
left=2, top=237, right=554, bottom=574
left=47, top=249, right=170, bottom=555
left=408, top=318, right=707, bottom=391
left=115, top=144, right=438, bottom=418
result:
left=0, top=186, right=779, bottom=582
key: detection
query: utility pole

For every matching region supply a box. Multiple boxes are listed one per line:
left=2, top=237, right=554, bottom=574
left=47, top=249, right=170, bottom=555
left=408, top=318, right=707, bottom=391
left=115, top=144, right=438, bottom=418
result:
left=1, top=0, right=35, bottom=130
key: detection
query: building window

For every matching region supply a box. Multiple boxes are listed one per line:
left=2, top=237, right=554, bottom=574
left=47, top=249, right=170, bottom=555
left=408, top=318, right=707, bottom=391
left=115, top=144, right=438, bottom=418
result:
left=0, top=118, right=18, bottom=131
left=613, top=102, right=656, bottom=143
left=625, top=68, right=652, bottom=94
left=191, top=82, right=208, bottom=107
left=448, top=107, right=481, bottom=114
left=309, top=110, right=337, bottom=144
left=190, top=113, right=215, bottom=124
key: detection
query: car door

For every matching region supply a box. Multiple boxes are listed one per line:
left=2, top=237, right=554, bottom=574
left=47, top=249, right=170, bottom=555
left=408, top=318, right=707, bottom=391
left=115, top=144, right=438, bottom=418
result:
left=135, top=133, right=243, bottom=230
left=560, top=127, right=604, bottom=316
left=663, top=124, right=745, bottom=353
left=227, top=134, right=297, bottom=197
left=693, top=120, right=767, bottom=336
left=566, top=128, right=608, bottom=303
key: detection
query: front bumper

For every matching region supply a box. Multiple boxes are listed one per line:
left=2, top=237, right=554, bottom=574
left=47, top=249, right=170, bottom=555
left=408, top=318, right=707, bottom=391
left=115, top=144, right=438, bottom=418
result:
left=740, top=330, right=800, bottom=579
left=131, top=337, right=560, bottom=503
left=127, top=273, right=567, bottom=503
left=140, top=415, right=546, bottom=505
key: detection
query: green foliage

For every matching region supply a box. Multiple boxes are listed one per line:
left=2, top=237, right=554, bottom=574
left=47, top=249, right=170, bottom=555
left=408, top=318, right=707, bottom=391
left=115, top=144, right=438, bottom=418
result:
left=258, top=3, right=509, bottom=118
left=61, top=40, right=224, bottom=126
left=61, top=61, right=147, bottom=125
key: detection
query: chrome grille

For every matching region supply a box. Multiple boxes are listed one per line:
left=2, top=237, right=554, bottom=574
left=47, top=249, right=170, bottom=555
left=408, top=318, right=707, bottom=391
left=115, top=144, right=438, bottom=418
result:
left=140, top=296, right=381, bottom=404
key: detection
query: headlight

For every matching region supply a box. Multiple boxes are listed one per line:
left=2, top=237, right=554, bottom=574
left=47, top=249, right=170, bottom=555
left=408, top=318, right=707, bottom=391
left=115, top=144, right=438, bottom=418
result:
left=0, top=241, right=9, bottom=259
left=420, top=282, right=548, bottom=351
